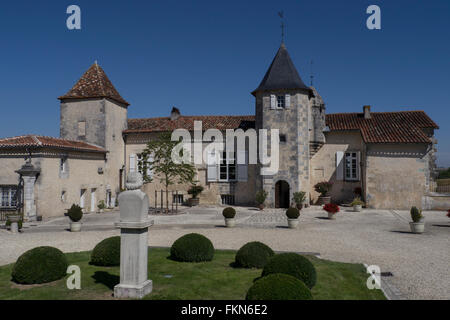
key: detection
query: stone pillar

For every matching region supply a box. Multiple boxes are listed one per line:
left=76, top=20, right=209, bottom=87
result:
left=114, top=172, right=153, bottom=299
left=15, top=159, right=40, bottom=221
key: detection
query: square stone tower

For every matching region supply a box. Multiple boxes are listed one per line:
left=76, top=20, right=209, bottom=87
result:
left=252, top=43, right=315, bottom=208
left=58, top=63, right=130, bottom=198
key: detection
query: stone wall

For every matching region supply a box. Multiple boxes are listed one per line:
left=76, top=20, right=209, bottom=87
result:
left=365, top=143, right=431, bottom=209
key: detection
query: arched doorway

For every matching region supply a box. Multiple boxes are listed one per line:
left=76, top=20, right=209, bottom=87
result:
left=275, top=180, right=290, bottom=208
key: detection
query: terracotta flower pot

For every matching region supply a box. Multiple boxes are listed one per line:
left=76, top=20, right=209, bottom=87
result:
left=296, top=204, right=303, bottom=210
left=258, top=204, right=265, bottom=211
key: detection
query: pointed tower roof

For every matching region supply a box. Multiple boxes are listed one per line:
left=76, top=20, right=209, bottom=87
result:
left=252, top=43, right=311, bottom=96
left=59, top=63, right=130, bottom=106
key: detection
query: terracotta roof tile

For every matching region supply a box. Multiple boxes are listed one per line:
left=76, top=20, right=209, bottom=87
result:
left=58, top=63, right=129, bottom=106
left=326, top=111, right=438, bottom=143
left=0, top=135, right=106, bottom=153
left=124, top=115, right=256, bottom=133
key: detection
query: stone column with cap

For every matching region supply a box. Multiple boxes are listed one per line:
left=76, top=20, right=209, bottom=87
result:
left=15, top=159, right=40, bottom=221
left=114, top=172, right=153, bottom=299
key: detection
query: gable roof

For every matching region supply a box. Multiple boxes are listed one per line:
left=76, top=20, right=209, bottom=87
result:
left=326, top=111, right=439, bottom=144
left=58, top=63, right=130, bottom=106
left=252, top=43, right=311, bottom=95
left=0, top=135, right=106, bottom=153
left=124, top=115, right=255, bottom=134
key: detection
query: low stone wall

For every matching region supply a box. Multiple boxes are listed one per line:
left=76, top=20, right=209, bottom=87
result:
left=423, top=193, right=450, bottom=210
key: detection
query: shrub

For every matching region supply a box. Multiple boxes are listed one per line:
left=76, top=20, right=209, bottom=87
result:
left=410, top=206, right=423, bottom=223
left=11, top=246, right=68, bottom=284
left=170, top=233, right=214, bottom=262
left=90, top=236, right=121, bottom=266
left=255, top=190, right=267, bottom=205
left=222, top=207, right=236, bottom=219
left=350, top=197, right=364, bottom=206
left=235, top=242, right=274, bottom=268
left=261, top=253, right=317, bottom=289
left=354, top=187, right=362, bottom=196
left=314, top=181, right=333, bottom=196
left=188, top=185, right=204, bottom=199
left=67, top=204, right=83, bottom=222
left=97, top=200, right=106, bottom=210
left=246, top=273, right=312, bottom=300
left=323, top=203, right=340, bottom=214
left=292, top=191, right=306, bottom=206
left=286, top=207, right=300, bottom=219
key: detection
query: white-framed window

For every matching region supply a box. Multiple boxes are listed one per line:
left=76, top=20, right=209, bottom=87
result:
left=277, top=95, right=285, bottom=108
left=61, top=190, right=66, bottom=203
left=0, top=186, right=17, bottom=208
left=60, top=158, right=67, bottom=173
left=219, top=151, right=236, bottom=181
left=344, top=152, right=360, bottom=181
left=137, top=153, right=153, bottom=179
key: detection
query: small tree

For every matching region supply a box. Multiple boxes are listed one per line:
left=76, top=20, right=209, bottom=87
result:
left=138, top=132, right=196, bottom=213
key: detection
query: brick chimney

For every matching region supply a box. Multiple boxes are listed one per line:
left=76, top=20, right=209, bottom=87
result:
left=363, top=105, right=371, bottom=119
left=170, top=107, right=180, bottom=121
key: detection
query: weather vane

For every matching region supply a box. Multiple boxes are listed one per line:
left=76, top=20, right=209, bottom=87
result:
left=278, top=11, right=285, bottom=43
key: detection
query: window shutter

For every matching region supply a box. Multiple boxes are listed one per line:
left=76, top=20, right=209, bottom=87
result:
left=285, top=94, right=291, bottom=108
left=129, top=154, right=136, bottom=173
left=270, top=94, right=276, bottom=109
left=336, top=151, right=344, bottom=181
left=356, top=151, right=361, bottom=181
left=237, top=150, right=248, bottom=182
left=207, top=150, right=217, bottom=182
left=147, top=154, right=153, bottom=178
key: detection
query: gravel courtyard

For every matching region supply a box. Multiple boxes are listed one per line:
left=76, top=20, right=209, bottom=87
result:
left=0, top=206, right=448, bottom=300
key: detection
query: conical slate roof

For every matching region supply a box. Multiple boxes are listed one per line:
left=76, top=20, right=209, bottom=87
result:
left=252, top=43, right=311, bottom=95
left=59, top=63, right=130, bottom=106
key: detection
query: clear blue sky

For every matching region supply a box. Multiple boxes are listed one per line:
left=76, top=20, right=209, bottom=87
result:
left=0, top=0, right=449, bottom=166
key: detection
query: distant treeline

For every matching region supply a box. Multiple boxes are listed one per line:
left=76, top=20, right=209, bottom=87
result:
left=438, top=168, right=450, bottom=179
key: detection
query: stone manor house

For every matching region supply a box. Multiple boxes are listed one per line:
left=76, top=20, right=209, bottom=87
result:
left=0, top=43, right=441, bottom=220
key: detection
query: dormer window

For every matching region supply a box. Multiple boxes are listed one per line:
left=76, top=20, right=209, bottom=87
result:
left=277, top=95, right=285, bottom=108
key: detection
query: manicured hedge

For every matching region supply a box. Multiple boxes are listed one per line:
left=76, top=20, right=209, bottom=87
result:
left=246, top=273, right=312, bottom=300
left=11, top=246, right=68, bottom=284
left=261, top=253, right=317, bottom=289
left=286, top=207, right=300, bottom=219
left=90, top=236, right=121, bottom=266
left=235, top=242, right=274, bottom=269
left=170, top=233, right=214, bottom=262
left=222, top=207, right=236, bottom=219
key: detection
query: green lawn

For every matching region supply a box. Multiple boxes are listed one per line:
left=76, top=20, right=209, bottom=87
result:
left=0, top=248, right=385, bottom=300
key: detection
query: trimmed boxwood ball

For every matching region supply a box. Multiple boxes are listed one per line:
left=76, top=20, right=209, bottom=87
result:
left=90, top=236, right=121, bottom=266
left=170, top=233, right=214, bottom=262
left=262, top=253, right=317, bottom=289
left=67, top=204, right=83, bottom=222
left=246, top=273, right=312, bottom=300
left=222, top=207, right=236, bottom=219
left=11, top=246, right=68, bottom=284
left=235, top=241, right=274, bottom=268
left=286, top=207, right=300, bottom=219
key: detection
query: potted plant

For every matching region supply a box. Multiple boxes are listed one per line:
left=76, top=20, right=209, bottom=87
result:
left=222, top=207, right=236, bottom=227
left=68, top=204, right=83, bottom=232
left=323, top=203, right=340, bottom=220
left=255, top=190, right=267, bottom=210
left=292, top=191, right=306, bottom=210
left=314, top=181, right=333, bottom=205
left=409, top=206, right=425, bottom=234
left=6, top=214, right=23, bottom=233
left=187, top=185, right=204, bottom=207
left=286, top=207, right=300, bottom=229
left=97, top=200, right=106, bottom=213
left=351, top=197, right=364, bottom=212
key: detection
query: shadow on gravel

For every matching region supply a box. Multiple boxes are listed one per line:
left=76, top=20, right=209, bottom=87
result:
left=275, top=226, right=289, bottom=229
left=315, top=217, right=330, bottom=220
left=432, top=224, right=450, bottom=228
left=390, top=230, right=417, bottom=234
